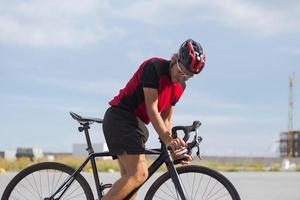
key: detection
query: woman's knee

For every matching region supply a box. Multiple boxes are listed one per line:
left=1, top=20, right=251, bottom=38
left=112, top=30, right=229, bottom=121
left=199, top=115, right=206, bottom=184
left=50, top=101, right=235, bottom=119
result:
left=117, top=159, right=127, bottom=176
left=131, top=168, right=148, bottom=184
left=119, top=153, right=148, bottom=184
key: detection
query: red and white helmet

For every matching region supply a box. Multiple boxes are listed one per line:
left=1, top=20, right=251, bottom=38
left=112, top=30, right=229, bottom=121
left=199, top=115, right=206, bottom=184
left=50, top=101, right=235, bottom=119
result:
left=178, top=39, right=206, bottom=74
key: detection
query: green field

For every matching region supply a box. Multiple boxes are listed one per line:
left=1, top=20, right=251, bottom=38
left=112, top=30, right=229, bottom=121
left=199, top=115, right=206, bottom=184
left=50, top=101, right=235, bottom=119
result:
left=1, top=156, right=299, bottom=173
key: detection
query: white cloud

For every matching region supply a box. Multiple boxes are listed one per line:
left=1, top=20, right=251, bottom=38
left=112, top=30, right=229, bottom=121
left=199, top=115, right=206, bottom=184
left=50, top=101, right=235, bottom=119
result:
left=0, top=0, right=125, bottom=47
left=0, top=16, right=105, bottom=47
left=0, top=0, right=299, bottom=47
left=111, top=0, right=299, bottom=35
left=127, top=49, right=148, bottom=64
left=286, top=47, right=300, bottom=56
left=34, top=77, right=125, bottom=96
left=15, top=0, right=99, bottom=17
left=182, top=91, right=246, bottom=111
left=173, top=113, right=245, bottom=127
left=206, top=0, right=298, bottom=35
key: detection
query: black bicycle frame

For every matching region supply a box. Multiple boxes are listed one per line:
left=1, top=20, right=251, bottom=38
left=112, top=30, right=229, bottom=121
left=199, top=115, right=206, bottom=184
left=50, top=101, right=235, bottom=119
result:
left=124, top=144, right=189, bottom=200
left=50, top=124, right=189, bottom=200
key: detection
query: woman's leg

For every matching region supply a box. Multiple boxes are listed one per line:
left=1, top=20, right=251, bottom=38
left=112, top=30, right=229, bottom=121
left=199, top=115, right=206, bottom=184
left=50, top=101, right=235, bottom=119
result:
left=102, top=153, right=148, bottom=200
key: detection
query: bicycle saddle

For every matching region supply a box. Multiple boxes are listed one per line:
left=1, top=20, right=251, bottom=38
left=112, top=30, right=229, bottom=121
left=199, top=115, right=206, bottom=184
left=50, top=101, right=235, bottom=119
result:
left=69, top=111, right=103, bottom=125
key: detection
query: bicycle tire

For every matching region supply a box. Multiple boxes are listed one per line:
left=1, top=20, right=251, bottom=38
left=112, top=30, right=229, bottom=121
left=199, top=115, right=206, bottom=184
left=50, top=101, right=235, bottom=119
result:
left=1, top=162, right=94, bottom=200
left=145, top=165, right=240, bottom=200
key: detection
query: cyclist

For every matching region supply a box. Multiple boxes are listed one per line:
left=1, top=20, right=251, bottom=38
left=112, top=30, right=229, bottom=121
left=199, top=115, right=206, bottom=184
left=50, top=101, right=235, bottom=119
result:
left=102, top=39, right=206, bottom=200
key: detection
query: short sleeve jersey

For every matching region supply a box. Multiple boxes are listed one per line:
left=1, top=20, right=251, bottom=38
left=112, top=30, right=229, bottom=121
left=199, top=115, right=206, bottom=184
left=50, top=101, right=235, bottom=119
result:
left=109, top=57, right=186, bottom=124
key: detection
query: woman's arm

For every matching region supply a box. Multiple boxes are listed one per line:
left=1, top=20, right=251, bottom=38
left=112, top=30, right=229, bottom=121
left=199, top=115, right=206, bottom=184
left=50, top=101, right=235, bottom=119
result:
left=143, top=87, right=186, bottom=150
left=161, top=105, right=173, bottom=133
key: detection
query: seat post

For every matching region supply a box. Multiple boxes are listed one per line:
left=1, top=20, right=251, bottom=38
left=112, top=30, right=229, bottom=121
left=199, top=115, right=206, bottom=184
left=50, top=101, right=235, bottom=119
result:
left=79, top=124, right=94, bottom=155
left=78, top=123, right=102, bottom=199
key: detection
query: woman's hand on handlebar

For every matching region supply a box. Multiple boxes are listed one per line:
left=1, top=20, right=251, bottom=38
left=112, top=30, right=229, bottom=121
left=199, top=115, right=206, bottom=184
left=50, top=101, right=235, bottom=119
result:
left=164, top=136, right=193, bottom=164
left=166, top=137, right=187, bottom=151
left=170, top=149, right=193, bottom=164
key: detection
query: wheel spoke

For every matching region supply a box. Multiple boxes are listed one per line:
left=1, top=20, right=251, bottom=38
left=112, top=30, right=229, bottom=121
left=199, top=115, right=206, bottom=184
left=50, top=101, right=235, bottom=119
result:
left=31, top=173, right=43, bottom=199
left=191, top=172, right=196, bottom=200
left=206, top=186, right=227, bottom=200
left=11, top=194, right=23, bottom=200
left=50, top=169, right=57, bottom=194
left=179, top=173, right=189, bottom=200
left=47, top=169, right=50, bottom=195
left=61, top=184, right=83, bottom=200
left=146, top=166, right=239, bottom=200
left=63, top=191, right=85, bottom=200
left=24, top=176, right=41, bottom=198
left=52, top=170, right=65, bottom=194
left=153, top=194, right=171, bottom=200
left=205, top=179, right=218, bottom=199
left=3, top=163, right=92, bottom=200
left=13, top=187, right=33, bottom=200
left=19, top=182, right=40, bottom=200
left=156, top=183, right=177, bottom=200
left=212, top=192, right=230, bottom=200
left=39, top=170, right=43, bottom=198
left=202, top=176, right=212, bottom=200
left=193, top=174, right=204, bottom=199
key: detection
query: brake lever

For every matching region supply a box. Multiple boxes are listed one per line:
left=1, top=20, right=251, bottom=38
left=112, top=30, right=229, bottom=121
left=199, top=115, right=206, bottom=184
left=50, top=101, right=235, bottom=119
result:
left=196, top=136, right=203, bottom=160
left=196, top=145, right=202, bottom=160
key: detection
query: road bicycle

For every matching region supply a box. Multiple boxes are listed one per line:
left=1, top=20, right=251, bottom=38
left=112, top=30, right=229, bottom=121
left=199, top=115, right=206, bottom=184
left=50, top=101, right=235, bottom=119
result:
left=1, top=112, right=241, bottom=200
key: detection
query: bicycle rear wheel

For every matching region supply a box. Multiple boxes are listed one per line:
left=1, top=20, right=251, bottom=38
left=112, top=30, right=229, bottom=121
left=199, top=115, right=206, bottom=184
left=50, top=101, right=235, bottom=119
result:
left=145, top=165, right=240, bottom=200
left=1, top=162, right=94, bottom=200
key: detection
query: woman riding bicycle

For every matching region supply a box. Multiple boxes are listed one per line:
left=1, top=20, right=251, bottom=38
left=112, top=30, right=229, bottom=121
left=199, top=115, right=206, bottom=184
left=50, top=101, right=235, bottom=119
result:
left=102, top=39, right=206, bottom=200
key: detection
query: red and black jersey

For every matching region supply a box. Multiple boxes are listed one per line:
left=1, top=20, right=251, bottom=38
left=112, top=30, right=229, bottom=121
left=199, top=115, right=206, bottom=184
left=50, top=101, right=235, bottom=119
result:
left=109, top=57, right=185, bottom=124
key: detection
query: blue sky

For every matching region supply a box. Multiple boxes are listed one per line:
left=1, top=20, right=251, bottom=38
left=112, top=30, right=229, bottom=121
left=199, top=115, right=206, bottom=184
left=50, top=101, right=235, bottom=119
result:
left=1, top=0, right=299, bottom=157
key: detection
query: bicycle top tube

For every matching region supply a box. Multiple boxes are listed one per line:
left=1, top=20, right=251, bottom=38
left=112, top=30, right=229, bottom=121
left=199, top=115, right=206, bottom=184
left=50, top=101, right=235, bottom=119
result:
left=69, top=111, right=202, bottom=159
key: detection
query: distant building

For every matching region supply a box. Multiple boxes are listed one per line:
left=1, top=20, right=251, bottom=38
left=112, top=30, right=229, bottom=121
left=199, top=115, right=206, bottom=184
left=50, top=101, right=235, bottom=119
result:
left=279, top=131, right=300, bottom=157
left=16, top=147, right=44, bottom=160
left=4, top=150, right=17, bottom=160
left=44, top=152, right=72, bottom=157
left=72, top=143, right=110, bottom=159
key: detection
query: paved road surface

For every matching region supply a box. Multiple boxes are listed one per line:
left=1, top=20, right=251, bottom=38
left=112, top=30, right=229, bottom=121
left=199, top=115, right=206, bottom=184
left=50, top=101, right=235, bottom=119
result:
left=1, top=171, right=300, bottom=199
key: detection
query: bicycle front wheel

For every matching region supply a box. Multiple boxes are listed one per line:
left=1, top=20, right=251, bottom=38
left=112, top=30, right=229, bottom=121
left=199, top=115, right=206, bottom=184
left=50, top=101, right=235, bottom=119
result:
left=1, top=162, right=94, bottom=200
left=145, top=165, right=240, bottom=200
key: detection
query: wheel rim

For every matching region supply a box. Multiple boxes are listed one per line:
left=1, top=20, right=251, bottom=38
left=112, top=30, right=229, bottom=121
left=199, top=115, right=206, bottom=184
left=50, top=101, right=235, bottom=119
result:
left=152, top=172, right=233, bottom=200
left=8, top=169, right=87, bottom=200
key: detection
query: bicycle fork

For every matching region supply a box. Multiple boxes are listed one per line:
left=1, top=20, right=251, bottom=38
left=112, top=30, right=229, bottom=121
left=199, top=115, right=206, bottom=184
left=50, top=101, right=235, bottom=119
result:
left=165, top=150, right=189, bottom=200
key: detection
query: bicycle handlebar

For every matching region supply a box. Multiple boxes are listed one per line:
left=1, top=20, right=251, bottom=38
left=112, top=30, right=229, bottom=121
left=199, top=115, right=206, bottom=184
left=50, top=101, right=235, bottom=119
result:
left=171, top=121, right=201, bottom=142
left=169, top=121, right=203, bottom=162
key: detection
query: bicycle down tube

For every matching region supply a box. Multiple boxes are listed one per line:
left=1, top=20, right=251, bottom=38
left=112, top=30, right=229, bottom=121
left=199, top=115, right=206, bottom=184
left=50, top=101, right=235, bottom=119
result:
left=124, top=143, right=189, bottom=200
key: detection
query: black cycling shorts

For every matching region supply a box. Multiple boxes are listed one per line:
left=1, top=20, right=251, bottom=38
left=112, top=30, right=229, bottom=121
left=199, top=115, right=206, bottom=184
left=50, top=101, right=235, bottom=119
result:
left=102, top=106, right=149, bottom=159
